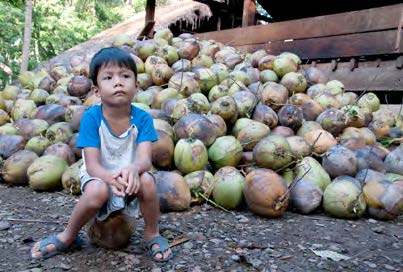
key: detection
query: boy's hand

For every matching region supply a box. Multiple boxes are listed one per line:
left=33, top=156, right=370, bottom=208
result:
left=109, top=172, right=128, bottom=197
left=113, top=167, right=140, bottom=196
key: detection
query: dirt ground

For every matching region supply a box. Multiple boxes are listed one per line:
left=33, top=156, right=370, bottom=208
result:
left=0, top=184, right=402, bottom=272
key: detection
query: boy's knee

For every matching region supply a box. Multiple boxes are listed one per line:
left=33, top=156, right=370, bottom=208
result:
left=140, top=172, right=156, bottom=193
left=83, top=180, right=109, bottom=207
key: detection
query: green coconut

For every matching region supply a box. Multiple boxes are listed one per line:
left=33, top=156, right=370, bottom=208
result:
left=212, top=166, right=245, bottom=210
left=386, top=173, right=403, bottom=182
left=184, top=170, right=215, bottom=202
left=28, top=155, right=68, bottom=191
left=62, top=159, right=82, bottom=195
left=0, top=109, right=10, bottom=126
left=0, top=123, right=19, bottom=135
left=11, top=99, right=37, bottom=120
left=1, top=85, right=20, bottom=100
left=45, top=122, right=74, bottom=143
left=194, top=67, right=218, bottom=92
left=260, top=69, right=278, bottom=83
left=29, top=89, right=49, bottom=105
left=18, top=71, right=36, bottom=90
left=168, top=72, right=201, bottom=97
left=253, top=134, right=292, bottom=171
left=272, top=56, right=298, bottom=78
left=232, top=118, right=255, bottom=137
left=323, top=176, right=366, bottom=218
left=325, top=80, right=345, bottom=96
left=112, top=33, right=134, bottom=47
left=151, top=88, right=179, bottom=109
left=154, top=28, right=174, bottom=44
left=280, top=72, right=307, bottom=93
left=237, top=121, right=270, bottom=151
left=174, top=138, right=208, bottom=174
left=210, top=95, right=238, bottom=124
left=208, top=135, right=243, bottom=169
left=2, top=150, right=38, bottom=185
left=294, top=156, right=331, bottom=192
left=357, top=92, right=380, bottom=112
left=24, top=135, right=51, bottom=156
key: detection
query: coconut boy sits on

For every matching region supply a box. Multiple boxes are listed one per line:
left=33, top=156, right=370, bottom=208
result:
left=30, top=47, right=173, bottom=262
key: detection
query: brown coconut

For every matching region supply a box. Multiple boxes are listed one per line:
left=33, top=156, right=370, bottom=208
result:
left=243, top=169, right=289, bottom=217
left=154, top=171, right=191, bottom=212
left=87, top=212, right=137, bottom=249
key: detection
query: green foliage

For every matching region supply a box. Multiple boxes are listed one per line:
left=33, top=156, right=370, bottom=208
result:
left=0, top=0, right=173, bottom=88
left=0, top=1, right=25, bottom=86
left=32, top=0, right=101, bottom=60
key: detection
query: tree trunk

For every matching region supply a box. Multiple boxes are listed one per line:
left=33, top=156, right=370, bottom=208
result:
left=20, top=0, right=33, bottom=73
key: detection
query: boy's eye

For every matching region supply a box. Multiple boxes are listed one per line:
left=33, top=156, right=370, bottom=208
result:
left=103, top=76, right=112, bottom=80
left=123, top=74, right=131, bottom=78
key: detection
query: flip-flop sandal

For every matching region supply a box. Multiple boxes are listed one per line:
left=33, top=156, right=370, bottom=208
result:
left=146, top=235, right=173, bottom=262
left=31, top=234, right=85, bottom=260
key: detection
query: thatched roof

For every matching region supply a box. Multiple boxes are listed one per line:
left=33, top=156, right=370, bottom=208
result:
left=39, top=0, right=211, bottom=71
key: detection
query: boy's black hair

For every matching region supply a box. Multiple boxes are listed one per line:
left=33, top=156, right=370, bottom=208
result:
left=89, top=47, right=137, bottom=86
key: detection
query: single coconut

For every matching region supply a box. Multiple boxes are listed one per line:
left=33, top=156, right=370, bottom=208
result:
left=155, top=171, right=191, bottom=212
left=212, top=166, right=245, bottom=210
left=208, top=136, right=243, bottom=169
left=243, top=168, right=288, bottom=217
left=323, top=176, right=366, bottom=219
left=28, top=155, right=68, bottom=191
left=2, top=150, right=38, bottom=185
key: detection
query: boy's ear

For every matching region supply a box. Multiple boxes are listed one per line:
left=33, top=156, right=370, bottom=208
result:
left=92, top=85, right=100, bottom=97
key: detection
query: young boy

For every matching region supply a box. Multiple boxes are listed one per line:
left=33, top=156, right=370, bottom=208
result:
left=30, top=47, right=173, bottom=262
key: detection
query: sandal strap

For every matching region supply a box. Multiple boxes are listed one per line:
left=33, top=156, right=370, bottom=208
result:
left=147, top=235, right=170, bottom=256
left=38, top=235, right=68, bottom=252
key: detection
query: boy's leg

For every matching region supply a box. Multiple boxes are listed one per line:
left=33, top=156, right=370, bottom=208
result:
left=137, top=172, right=172, bottom=261
left=31, top=179, right=109, bottom=258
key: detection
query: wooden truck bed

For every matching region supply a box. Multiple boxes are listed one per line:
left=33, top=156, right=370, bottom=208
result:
left=194, top=4, right=403, bottom=103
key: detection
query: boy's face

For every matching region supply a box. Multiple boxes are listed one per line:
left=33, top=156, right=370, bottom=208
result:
left=94, top=63, right=137, bottom=106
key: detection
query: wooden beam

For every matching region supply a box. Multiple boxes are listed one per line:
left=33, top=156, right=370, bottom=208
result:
left=195, top=4, right=403, bottom=46
left=145, top=0, right=156, bottom=23
left=242, top=0, right=256, bottom=27
left=138, top=0, right=156, bottom=39
left=236, top=30, right=403, bottom=59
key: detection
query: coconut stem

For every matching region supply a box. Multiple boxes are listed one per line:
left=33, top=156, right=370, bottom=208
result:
left=196, top=192, right=229, bottom=212
left=278, top=166, right=312, bottom=204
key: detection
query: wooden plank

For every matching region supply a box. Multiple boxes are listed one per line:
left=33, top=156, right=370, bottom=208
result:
left=242, top=0, right=255, bottom=27
left=235, top=30, right=403, bottom=59
left=302, top=60, right=403, bottom=92
left=195, top=4, right=403, bottom=46
left=308, top=60, right=403, bottom=104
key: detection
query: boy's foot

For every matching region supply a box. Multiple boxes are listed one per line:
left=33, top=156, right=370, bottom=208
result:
left=146, top=235, right=173, bottom=262
left=30, top=235, right=84, bottom=260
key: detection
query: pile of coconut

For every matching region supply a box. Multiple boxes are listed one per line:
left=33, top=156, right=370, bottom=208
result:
left=1, top=29, right=402, bottom=222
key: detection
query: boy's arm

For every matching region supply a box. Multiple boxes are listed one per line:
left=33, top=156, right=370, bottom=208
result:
left=84, top=147, right=127, bottom=194
left=132, top=141, right=153, bottom=173
left=119, top=141, right=153, bottom=196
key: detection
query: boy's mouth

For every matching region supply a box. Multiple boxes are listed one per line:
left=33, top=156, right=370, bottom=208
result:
left=113, top=90, right=126, bottom=95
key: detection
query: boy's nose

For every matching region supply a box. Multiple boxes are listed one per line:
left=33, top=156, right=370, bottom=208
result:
left=114, top=79, right=123, bottom=87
